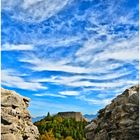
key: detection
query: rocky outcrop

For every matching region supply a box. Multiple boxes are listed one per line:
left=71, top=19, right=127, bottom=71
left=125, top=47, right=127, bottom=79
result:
left=1, top=88, right=39, bottom=140
left=85, top=85, right=139, bottom=140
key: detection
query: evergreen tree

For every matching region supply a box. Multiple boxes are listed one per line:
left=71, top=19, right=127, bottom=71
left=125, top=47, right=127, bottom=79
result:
left=47, top=112, right=51, bottom=117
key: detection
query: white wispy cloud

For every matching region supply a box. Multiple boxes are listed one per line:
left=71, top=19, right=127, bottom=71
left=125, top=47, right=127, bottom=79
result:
left=33, top=93, right=66, bottom=98
left=59, top=91, right=80, bottom=96
left=2, top=44, right=34, bottom=51
left=1, top=69, right=47, bottom=91
left=57, top=79, right=137, bottom=88
left=91, top=36, right=139, bottom=63
left=76, top=32, right=138, bottom=64
left=78, top=95, right=113, bottom=106
left=31, top=72, right=138, bottom=89
left=7, top=3, right=138, bottom=98
left=1, top=0, right=138, bottom=114
left=82, top=86, right=128, bottom=94
left=19, top=50, right=136, bottom=75
left=34, top=36, right=82, bottom=47
left=19, top=56, right=94, bottom=74
left=2, top=0, right=71, bottom=23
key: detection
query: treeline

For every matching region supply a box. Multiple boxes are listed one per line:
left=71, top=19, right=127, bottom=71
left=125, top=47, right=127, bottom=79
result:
left=34, top=113, right=88, bottom=140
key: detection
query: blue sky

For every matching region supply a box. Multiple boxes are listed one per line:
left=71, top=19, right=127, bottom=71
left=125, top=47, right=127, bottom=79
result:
left=1, top=0, right=139, bottom=117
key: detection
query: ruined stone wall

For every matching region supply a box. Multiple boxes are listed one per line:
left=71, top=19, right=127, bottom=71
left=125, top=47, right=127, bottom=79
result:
left=58, top=111, right=83, bottom=121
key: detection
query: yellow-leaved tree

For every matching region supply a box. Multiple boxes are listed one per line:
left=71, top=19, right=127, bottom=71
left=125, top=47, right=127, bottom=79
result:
left=65, top=136, right=74, bottom=140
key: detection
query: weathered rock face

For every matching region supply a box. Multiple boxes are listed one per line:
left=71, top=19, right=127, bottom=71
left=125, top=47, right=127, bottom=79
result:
left=1, top=88, right=39, bottom=140
left=85, top=85, right=139, bottom=140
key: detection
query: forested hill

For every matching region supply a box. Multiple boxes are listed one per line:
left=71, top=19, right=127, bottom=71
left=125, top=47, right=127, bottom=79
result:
left=34, top=113, right=88, bottom=140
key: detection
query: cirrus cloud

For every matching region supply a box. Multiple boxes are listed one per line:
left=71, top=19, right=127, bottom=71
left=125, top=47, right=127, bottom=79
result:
left=1, top=69, right=47, bottom=91
left=2, top=0, right=71, bottom=23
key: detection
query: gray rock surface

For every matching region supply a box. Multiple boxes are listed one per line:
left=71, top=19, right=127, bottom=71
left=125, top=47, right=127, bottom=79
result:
left=85, top=85, right=139, bottom=140
left=1, top=88, right=39, bottom=140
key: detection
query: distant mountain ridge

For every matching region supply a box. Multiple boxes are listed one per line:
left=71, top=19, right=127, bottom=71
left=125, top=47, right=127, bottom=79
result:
left=84, top=114, right=97, bottom=121
left=32, top=116, right=45, bottom=123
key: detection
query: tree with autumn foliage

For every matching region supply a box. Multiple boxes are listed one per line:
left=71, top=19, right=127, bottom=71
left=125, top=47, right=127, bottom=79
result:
left=35, top=113, right=87, bottom=140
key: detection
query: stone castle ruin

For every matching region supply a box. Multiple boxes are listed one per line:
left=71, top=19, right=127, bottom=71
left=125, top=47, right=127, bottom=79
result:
left=57, top=111, right=84, bottom=121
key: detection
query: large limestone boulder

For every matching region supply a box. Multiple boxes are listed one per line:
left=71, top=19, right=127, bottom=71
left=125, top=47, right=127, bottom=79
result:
left=85, top=85, right=139, bottom=140
left=1, top=88, right=39, bottom=140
